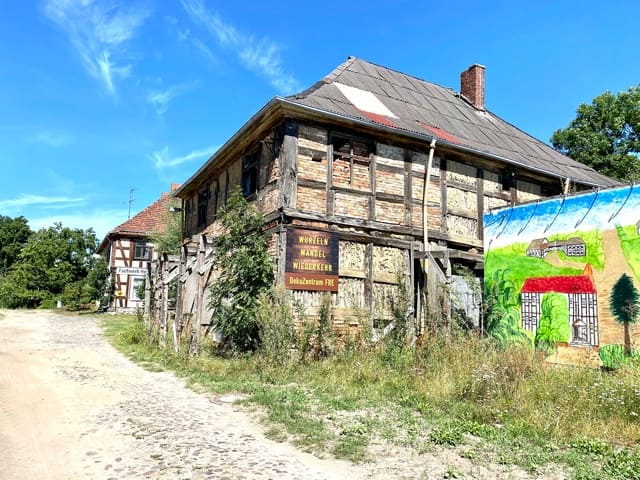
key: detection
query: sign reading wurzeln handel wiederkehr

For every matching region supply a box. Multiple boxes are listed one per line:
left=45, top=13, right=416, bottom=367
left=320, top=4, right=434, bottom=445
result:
left=285, top=227, right=339, bottom=292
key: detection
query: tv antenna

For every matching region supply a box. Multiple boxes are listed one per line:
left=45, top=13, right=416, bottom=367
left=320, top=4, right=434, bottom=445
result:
left=127, top=188, right=136, bottom=219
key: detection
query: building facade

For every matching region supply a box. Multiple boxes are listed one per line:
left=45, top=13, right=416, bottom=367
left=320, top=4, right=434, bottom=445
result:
left=173, top=57, right=617, bottom=333
left=98, top=186, right=178, bottom=312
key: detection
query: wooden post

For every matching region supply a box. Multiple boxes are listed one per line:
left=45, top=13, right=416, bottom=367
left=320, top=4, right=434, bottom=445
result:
left=144, top=261, right=152, bottom=329
left=175, top=244, right=187, bottom=341
left=160, top=253, right=169, bottom=348
left=191, top=234, right=206, bottom=356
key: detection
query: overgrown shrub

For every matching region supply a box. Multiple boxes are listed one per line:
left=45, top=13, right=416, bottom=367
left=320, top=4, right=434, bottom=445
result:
left=116, top=313, right=147, bottom=345
left=209, top=187, right=274, bottom=353
left=257, top=288, right=297, bottom=365
left=297, top=294, right=336, bottom=361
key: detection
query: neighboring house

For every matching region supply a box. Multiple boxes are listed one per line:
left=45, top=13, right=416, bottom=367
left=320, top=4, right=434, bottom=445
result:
left=173, top=57, right=617, bottom=331
left=526, top=238, right=549, bottom=258
left=520, top=265, right=599, bottom=347
left=526, top=237, right=586, bottom=258
left=98, top=185, right=178, bottom=312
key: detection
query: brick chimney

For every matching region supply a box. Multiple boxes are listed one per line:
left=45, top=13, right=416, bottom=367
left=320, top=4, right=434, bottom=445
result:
left=460, top=64, right=486, bottom=111
left=170, top=183, right=181, bottom=192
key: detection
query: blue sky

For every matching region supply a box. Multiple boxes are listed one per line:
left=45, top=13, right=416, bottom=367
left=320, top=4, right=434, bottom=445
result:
left=1, top=0, right=640, bottom=241
left=485, top=185, right=640, bottom=249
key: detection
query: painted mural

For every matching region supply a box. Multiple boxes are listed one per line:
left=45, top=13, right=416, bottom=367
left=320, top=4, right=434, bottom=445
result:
left=483, top=184, right=640, bottom=365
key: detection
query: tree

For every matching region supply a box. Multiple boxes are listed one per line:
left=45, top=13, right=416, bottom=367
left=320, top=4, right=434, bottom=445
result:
left=0, top=216, right=32, bottom=274
left=208, top=187, right=274, bottom=352
left=149, top=198, right=182, bottom=256
left=0, top=223, right=107, bottom=309
left=610, top=273, right=640, bottom=355
left=551, top=86, right=640, bottom=181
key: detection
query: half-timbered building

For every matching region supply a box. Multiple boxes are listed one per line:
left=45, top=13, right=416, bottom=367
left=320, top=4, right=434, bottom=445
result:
left=98, top=185, right=178, bottom=312
left=173, top=57, right=617, bottom=333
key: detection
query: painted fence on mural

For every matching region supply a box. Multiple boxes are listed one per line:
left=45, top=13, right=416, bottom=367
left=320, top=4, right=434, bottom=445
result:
left=483, top=184, right=640, bottom=363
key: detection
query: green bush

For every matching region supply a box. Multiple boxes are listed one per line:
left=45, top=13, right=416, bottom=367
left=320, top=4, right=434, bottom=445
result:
left=599, top=344, right=627, bottom=370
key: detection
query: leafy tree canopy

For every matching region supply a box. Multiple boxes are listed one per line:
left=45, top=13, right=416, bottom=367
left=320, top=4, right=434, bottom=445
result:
left=0, top=222, right=108, bottom=309
left=551, top=86, right=640, bottom=181
left=149, top=198, right=182, bottom=256
left=0, top=215, right=32, bottom=274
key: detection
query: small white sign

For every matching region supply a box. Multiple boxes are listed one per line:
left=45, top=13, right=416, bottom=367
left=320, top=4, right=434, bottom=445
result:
left=116, top=267, right=147, bottom=275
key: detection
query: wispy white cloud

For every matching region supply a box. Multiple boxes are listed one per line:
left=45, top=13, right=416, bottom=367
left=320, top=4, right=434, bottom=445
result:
left=148, top=145, right=218, bottom=170
left=146, top=82, right=197, bottom=115
left=0, top=194, right=85, bottom=210
left=191, top=37, right=217, bottom=65
left=44, top=0, right=151, bottom=95
left=29, top=131, right=73, bottom=147
left=180, top=0, right=299, bottom=94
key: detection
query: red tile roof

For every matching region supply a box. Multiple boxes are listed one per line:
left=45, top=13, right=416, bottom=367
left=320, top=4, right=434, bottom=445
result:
left=113, top=192, right=173, bottom=235
left=521, top=274, right=596, bottom=294
left=97, top=190, right=176, bottom=253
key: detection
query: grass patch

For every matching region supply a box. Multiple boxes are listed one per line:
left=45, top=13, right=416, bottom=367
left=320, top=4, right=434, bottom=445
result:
left=102, top=314, right=640, bottom=477
left=617, top=224, right=640, bottom=284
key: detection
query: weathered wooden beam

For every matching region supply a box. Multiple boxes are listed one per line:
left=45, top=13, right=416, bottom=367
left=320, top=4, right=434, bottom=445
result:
left=440, top=157, right=448, bottom=234
left=404, top=151, right=412, bottom=226
left=417, top=249, right=484, bottom=264
left=279, top=119, right=298, bottom=210
left=476, top=167, right=484, bottom=241
left=369, top=150, right=376, bottom=222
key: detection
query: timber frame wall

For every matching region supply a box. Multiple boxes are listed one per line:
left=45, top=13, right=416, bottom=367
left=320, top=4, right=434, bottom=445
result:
left=176, top=115, right=575, bottom=333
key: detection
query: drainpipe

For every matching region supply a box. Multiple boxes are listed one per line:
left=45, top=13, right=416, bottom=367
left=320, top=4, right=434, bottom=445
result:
left=420, top=138, right=437, bottom=332
left=423, top=138, right=437, bottom=254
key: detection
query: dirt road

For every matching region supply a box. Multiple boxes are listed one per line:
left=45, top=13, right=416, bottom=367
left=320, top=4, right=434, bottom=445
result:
left=0, top=310, right=557, bottom=480
left=0, top=310, right=364, bottom=480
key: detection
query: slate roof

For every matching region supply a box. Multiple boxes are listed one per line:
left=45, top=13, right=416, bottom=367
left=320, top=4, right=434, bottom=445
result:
left=97, top=191, right=173, bottom=253
left=285, top=57, right=618, bottom=188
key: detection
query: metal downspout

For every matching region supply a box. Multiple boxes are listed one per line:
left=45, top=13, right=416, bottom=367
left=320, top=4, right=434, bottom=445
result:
left=420, top=138, right=437, bottom=333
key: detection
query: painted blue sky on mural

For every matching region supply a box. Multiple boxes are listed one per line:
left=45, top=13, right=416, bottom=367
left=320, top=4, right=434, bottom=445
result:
left=484, top=185, right=640, bottom=249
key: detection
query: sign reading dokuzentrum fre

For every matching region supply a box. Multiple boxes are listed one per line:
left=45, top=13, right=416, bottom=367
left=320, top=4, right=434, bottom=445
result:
left=285, top=227, right=339, bottom=292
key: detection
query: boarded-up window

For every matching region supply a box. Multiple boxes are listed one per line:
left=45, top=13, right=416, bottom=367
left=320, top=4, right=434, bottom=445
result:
left=197, top=186, right=209, bottom=228
left=332, top=136, right=371, bottom=190
left=242, top=146, right=261, bottom=197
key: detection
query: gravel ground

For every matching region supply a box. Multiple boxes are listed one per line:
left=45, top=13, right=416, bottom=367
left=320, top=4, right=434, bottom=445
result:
left=0, top=310, right=563, bottom=479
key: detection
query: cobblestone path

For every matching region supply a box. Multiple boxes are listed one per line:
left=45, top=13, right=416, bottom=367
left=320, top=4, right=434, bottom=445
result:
left=0, top=311, right=364, bottom=480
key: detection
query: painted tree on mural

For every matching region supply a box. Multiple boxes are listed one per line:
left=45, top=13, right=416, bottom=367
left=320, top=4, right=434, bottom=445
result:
left=534, top=292, right=570, bottom=353
left=610, top=273, right=640, bottom=354
left=484, top=269, right=531, bottom=346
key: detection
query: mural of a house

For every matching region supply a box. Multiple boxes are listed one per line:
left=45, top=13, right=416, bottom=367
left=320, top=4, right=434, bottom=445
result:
left=97, top=185, right=178, bottom=312
left=526, top=237, right=586, bottom=258
left=521, top=265, right=598, bottom=347
left=483, top=183, right=640, bottom=365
